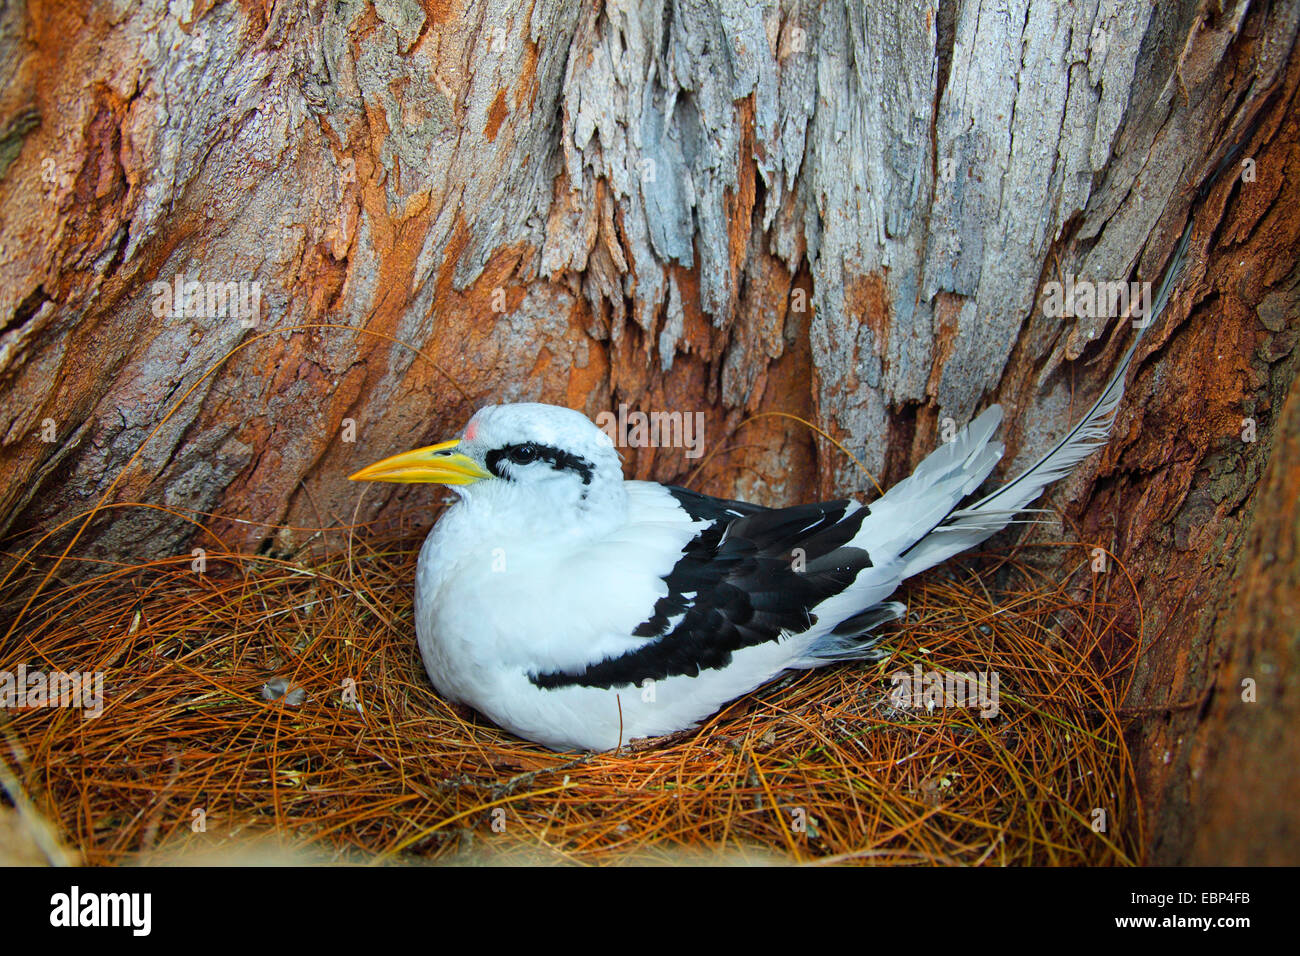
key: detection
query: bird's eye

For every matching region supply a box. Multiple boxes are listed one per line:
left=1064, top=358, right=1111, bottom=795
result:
left=509, top=443, right=539, bottom=465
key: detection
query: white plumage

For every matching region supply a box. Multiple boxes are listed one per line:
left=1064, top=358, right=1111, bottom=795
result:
left=350, top=233, right=1189, bottom=752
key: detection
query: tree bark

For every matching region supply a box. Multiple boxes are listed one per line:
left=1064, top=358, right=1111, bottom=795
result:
left=2, top=0, right=1298, bottom=861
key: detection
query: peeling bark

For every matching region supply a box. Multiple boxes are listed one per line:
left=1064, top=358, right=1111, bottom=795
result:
left=1, top=0, right=1298, bottom=859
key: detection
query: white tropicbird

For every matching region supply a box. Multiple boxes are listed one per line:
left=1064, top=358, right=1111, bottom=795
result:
left=350, top=236, right=1188, bottom=752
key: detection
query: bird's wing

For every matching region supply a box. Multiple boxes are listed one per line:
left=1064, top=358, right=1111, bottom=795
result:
left=655, top=485, right=768, bottom=522
left=528, top=486, right=888, bottom=689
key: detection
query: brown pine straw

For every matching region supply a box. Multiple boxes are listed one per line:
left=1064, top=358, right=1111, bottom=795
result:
left=1, top=499, right=1144, bottom=865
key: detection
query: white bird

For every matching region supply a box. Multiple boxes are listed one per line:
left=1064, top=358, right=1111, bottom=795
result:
left=350, top=235, right=1189, bottom=753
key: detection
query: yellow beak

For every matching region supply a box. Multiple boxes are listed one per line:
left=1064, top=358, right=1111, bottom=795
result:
left=348, top=439, right=491, bottom=485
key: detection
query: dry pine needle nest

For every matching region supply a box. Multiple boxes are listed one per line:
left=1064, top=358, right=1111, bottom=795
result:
left=1, top=506, right=1142, bottom=866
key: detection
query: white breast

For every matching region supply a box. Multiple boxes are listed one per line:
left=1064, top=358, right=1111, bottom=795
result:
left=412, top=482, right=823, bottom=750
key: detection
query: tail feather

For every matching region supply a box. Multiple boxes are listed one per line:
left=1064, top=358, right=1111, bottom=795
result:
left=850, top=405, right=1005, bottom=558
left=800, top=601, right=906, bottom=663
left=802, top=216, right=1192, bottom=661
left=897, top=218, right=1193, bottom=580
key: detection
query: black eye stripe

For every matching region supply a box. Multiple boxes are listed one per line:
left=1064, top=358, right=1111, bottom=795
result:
left=485, top=443, right=595, bottom=485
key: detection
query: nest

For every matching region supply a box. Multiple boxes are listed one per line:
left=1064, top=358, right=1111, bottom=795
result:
left=1, top=506, right=1142, bottom=865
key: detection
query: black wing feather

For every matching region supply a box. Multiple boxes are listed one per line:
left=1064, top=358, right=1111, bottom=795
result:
left=529, top=487, right=876, bottom=690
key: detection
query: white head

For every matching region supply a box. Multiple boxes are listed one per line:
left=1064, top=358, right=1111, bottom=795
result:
left=349, top=403, right=627, bottom=533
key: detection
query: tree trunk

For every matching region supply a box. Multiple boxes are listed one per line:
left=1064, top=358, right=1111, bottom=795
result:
left=1, top=0, right=1298, bottom=862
